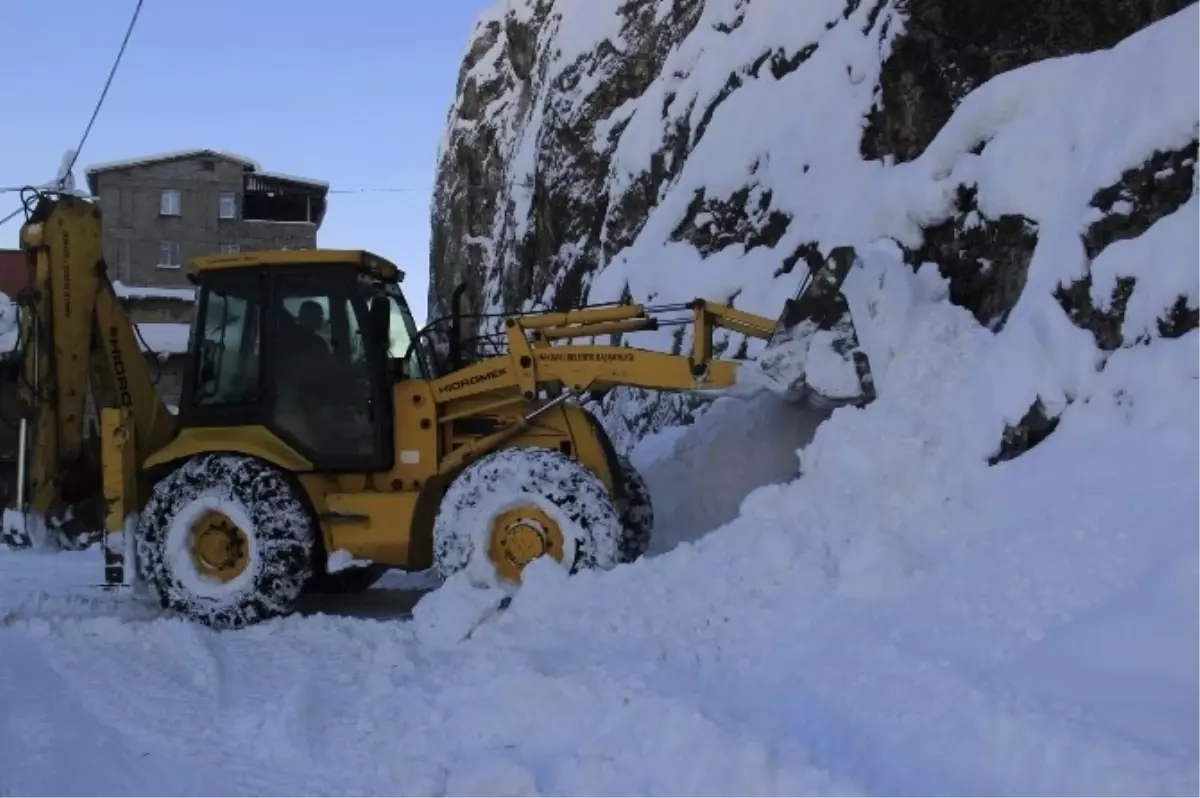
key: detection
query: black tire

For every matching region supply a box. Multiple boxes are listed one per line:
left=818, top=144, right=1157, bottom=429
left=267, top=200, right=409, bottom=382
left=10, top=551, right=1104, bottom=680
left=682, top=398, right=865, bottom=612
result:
left=136, top=453, right=316, bottom=629
left=433, top=446, right=624, bottom=586
left=613, top=454, right=654, bottom=563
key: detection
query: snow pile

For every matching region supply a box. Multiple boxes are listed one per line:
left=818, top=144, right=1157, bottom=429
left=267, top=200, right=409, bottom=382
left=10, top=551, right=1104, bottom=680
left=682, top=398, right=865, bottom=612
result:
left=417, top=260, right=1198, bottom=794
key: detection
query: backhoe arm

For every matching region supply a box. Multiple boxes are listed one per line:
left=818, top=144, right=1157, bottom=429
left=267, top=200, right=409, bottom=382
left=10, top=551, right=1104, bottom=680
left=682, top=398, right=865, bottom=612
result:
left=5, top=193, right=176, bottom=548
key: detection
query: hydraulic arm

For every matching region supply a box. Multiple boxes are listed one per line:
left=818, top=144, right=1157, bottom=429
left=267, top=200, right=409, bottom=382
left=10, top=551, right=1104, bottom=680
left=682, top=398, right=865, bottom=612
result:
left=3, top=193, right=176, bottom=548
left=429, top=251, right=876, bottom=474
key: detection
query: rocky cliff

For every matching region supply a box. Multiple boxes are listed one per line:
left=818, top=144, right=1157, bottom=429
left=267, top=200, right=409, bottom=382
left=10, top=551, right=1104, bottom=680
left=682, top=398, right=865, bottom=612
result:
left=430, top=0, right=1198, bottom=454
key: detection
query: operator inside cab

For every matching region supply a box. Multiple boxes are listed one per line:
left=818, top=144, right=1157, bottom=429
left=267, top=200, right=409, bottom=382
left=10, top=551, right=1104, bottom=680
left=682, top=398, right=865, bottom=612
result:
left=275, top=297, right=374, bottom=458
left=292, top=300, right=334, bottom=362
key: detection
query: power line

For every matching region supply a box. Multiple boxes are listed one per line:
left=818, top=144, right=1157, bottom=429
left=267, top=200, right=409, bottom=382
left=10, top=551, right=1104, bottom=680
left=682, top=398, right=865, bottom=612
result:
left=327, top=186, right=433, bottom=194
left=2, top=0, right=145, bottom=231
left=0, top=207, right=23, bottom=228
left=61, top=0, right=146, bottom=186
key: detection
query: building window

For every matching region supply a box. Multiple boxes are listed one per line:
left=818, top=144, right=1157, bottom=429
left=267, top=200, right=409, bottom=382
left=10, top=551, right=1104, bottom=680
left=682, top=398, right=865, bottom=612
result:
left=160, top=188, right=181, bottom=217
left=159, top=240, right=181, bottom=269
left=219, top=192, right=237, bottom=220
left=217, top=242, right=240, bottom=254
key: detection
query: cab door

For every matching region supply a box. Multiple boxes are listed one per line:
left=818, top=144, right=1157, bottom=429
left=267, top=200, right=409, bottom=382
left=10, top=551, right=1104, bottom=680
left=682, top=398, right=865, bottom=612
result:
left=266, top=267, right=393, bottom=472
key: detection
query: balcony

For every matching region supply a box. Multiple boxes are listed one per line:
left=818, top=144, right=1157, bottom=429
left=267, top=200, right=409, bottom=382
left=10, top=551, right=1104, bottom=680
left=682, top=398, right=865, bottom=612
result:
left=242, top=171, right=328, bottom=226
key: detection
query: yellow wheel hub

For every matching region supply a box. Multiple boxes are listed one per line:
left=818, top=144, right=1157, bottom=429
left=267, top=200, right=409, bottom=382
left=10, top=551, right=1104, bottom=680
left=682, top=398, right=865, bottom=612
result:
left=188, top=510, right=250, bottom=583
left=488, top=505, right=565, bottom=583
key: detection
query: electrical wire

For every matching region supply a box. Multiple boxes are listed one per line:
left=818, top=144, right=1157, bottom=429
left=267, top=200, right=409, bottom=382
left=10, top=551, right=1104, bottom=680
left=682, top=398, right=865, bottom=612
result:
left=1, top=0, right=145, bottom=231
left=61, top=0, right=146, bottom=186
left=0, top=207, right=23, bottom=228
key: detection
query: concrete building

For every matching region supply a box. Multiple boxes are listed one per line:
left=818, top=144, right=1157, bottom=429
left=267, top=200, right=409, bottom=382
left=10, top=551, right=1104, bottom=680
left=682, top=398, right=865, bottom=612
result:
left=79, top=149, right=330, bottom=407
left=84, top=149, right=329, bottom=291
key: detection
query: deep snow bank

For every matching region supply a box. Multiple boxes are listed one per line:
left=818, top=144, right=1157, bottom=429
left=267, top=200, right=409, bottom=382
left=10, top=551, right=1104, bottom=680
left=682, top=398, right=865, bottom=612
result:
left=412, top=255, right=1199, bottom=796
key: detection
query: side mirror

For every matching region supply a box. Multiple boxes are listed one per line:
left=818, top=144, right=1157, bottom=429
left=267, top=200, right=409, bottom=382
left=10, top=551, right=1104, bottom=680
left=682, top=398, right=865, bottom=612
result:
left=369, top=296, right=390, bottom=351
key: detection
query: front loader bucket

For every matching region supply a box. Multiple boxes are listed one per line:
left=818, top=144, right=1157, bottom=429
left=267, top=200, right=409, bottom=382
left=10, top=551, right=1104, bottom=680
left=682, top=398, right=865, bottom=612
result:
left=753, top=246, right=876, bottom=409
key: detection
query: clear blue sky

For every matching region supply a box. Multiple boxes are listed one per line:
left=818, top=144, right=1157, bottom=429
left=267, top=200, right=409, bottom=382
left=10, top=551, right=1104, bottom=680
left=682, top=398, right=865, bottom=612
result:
left=0, top=0, right=491, bottom=325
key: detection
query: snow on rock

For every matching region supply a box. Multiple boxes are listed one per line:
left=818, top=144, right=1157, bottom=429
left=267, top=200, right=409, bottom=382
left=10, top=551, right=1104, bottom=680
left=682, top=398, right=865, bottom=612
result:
left=431, top=0, right=1198, bottom=449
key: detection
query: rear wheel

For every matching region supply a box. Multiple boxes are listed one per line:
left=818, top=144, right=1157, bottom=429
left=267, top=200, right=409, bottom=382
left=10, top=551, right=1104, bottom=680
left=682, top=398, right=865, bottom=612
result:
left=136, top=453, right=316, bottom=629
left=433, top=446, right=624, bottom=587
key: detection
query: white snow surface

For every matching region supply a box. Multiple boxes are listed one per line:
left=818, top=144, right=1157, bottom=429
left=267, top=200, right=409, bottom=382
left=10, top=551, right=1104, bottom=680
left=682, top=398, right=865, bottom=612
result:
left=2, top=4, right=1198, bottom=796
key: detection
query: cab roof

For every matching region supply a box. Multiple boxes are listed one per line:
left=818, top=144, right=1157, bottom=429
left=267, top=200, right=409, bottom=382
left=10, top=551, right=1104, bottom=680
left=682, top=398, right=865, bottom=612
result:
left=189, top=249, right=404, bottom=281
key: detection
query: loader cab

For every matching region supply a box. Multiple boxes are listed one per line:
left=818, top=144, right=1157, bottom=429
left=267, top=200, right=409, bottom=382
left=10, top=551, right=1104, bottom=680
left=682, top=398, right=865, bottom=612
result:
left=178, top=250, right=428, bottom=473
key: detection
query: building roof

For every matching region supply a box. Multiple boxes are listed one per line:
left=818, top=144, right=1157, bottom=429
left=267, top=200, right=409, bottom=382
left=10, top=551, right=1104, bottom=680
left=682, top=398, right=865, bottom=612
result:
left=84, top=149, right=329, bottom=195
left=111, top=281, right=197, bottom=302
left=86, top=149, right=260, bottom=175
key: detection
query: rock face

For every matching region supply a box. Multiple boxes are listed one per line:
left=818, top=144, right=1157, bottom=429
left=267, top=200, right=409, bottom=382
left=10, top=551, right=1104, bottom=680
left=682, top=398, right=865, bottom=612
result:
left=430, top=0, right=1198, bottom=454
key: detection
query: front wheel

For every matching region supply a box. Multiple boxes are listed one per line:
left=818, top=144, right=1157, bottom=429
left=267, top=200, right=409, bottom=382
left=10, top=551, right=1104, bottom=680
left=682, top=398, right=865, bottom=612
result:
left=433, top=446, right=625, bottom=588
left=136, top=453, right=317, bottom=629
left=613, top=454, right=654, bottom=563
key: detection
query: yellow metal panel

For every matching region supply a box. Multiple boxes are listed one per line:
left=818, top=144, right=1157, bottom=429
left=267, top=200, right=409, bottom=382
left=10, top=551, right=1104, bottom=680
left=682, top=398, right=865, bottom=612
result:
left=530, top=344, right=739, bottom=392
left=703, top=301, right=777, bottom=339
left=430, top=357, right=519, bottom=402
left=382, top=381, right=440, bottom=490
left=190, top=248, right=402, bottom=281
left=142, top=425, right=313, bottom=472
left=297, top=472, right=340, bottom=554
left=100, top=407, right=138, bottom=584
left=336, top=474, right=370, bottom=492
left=517, top=304, right=644, bottom=329
left=24, top=201, right=103, bottom=499
left=22, top=244, right=59, bottom=514
left=538, top=318, right=655, bottom=341
left=561, top=404, right=617, bottom=490
left=324, top=490, right=420, bottom=565
left=101, top=408, right=137, bottom=533
left=93, top=281, right=178, bottom=463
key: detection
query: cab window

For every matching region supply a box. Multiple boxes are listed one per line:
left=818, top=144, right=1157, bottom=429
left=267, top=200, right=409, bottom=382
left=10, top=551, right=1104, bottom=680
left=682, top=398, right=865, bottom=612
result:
left=271, top=271, right=385, bottom=467
left=192, top=272, right=262, bottom=407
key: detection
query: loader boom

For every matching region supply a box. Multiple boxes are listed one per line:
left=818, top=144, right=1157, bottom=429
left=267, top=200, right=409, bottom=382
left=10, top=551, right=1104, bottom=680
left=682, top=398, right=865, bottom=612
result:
left=6, top=193, right=176, bottom=546
left=431, top=298, right=777, bottom=403
left=427, top=298, right=820, bottom=474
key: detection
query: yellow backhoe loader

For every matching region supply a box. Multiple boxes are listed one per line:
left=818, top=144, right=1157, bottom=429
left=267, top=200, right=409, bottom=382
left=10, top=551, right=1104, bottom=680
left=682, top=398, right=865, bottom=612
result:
left=1, top=190, right=874, bottom=629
